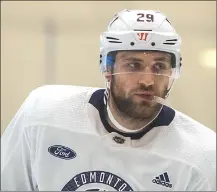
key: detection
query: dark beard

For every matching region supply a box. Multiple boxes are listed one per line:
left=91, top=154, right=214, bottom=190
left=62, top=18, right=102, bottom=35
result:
left=110, top=78, right=164, bottom=120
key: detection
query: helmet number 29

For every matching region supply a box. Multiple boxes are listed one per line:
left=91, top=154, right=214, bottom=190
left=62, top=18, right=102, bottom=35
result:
left=137, top=13, right=154, bottom=22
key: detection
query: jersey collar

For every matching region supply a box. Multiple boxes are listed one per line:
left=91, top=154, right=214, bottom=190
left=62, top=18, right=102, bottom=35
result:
left=89, top=89, right=175, bottom=140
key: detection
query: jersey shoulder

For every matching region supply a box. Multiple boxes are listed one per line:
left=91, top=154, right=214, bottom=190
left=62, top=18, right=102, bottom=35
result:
left=30, top=85, right=100, bottom=101
left=150, top=108, right=215, bottom=190
left=173, top=110, right=216, bottom=148
left=167, top=109, right=216, bottom=189
left=174, top=110, right=216, bottom=167
left=22, top=85, right=103, bottom=128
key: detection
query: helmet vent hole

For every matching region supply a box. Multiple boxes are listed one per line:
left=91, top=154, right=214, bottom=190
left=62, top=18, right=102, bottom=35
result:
left=151, top=42, right=155, bottom=46
left=130, top=42, right=135, bottom=46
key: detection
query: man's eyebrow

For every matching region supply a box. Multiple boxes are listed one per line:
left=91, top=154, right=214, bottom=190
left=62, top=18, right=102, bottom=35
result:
left=122, top=57, right=144, bottom=62
left=117, top=52, right=171, bottom=62
left=154, top=56, right=171, bottom=62
left=120, top=56, right=171, bottom=63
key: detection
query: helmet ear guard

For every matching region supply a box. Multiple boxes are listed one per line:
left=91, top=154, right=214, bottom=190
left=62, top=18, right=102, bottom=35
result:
left=99, top=9, right=182, bottom=79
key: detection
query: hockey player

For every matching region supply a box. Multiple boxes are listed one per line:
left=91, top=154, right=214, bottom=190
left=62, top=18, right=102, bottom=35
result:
left=1, top=9, right=216, bottom=191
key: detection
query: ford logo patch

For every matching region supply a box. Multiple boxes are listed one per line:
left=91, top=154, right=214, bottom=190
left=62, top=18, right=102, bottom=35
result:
left=48, top=145, right=76, bottom=160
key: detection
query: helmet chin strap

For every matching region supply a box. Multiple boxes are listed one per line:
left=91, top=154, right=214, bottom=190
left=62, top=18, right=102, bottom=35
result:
left=153, top=76, right=175, bottom=106
left=105, top=80, right=143, bottom=132
left=105, top=82, right=172, bottom=133
left=106, top=94, right=165, bottom=132
left=104, top=71, right=177, bottom=132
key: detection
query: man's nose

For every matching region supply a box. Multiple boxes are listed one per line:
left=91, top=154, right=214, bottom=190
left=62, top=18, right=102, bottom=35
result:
left=138, top=67, right=154, bottom=87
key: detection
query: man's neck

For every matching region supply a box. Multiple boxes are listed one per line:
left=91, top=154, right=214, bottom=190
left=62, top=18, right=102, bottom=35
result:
left=106, top=99, right=154, bottom=131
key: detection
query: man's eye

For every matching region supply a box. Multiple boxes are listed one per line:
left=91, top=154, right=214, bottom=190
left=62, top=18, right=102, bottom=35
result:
left=128, top=62, right=140, bottom=69
left=154, top=63, right=167, bottom=70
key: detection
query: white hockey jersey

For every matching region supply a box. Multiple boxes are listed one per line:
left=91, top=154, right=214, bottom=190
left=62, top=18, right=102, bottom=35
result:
left=1, top=85, right=216, bottom=191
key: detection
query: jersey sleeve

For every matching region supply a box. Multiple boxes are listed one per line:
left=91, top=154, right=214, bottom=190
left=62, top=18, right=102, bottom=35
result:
left=1, top=90, right=38, bottom=191
left=197, top=140, right=216, bottom=191
left=187, top=149, right=216, bottom=191
left=192, top=179, right=215, bottom=191
left=188, top=176, right=215, bottom=191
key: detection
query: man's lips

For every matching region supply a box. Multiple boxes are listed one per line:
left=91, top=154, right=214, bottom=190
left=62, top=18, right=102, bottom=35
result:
left=134, top=91, right=154, bottom=96
left=134, top=91, right=155, bottom=101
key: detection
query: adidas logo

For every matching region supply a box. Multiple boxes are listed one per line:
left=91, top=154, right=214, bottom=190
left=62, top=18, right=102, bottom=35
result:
left=152, top=172, right=172, bottom=188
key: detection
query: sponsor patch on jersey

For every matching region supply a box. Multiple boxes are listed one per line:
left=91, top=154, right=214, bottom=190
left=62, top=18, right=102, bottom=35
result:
left=61, top=171, right=133, bottom=191
left=48, top=145, right=76, bottom=160
left=152, top=172, right=173, bottom=188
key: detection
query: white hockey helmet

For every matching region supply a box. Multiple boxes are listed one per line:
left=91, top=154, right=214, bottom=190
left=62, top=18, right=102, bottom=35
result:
left=100, top=9, right=182, bottom=79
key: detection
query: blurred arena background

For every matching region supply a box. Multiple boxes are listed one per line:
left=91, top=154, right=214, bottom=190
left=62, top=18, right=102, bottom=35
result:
left=1, top=1, right=216, bottom=134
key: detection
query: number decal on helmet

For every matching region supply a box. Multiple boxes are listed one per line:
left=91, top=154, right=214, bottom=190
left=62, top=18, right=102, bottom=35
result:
left=137, top=13, right=154, bottom=22
left=137, top=13, right=145, bottom=22
left=146, top=14, right=154, bottom=22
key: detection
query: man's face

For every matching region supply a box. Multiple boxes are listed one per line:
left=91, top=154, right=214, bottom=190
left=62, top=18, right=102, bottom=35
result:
left=109, top=50, right=173, bottom=119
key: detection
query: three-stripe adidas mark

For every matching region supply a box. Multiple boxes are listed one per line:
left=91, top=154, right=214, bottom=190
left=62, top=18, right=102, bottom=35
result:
left=152, top=172, right=172, bottom=188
